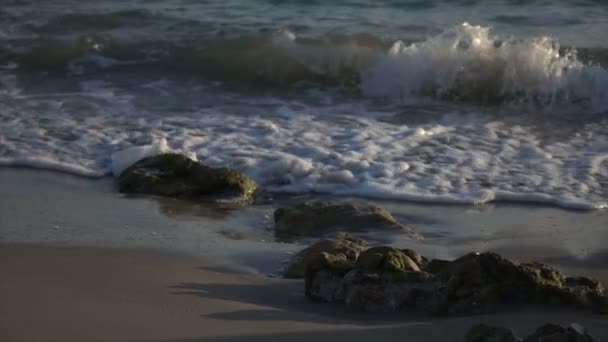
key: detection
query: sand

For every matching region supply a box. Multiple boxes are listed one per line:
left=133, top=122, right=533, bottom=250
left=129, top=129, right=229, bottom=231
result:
left=1, top=168, right=608, bottom=341
left=1, top=243, right=608, bottom=342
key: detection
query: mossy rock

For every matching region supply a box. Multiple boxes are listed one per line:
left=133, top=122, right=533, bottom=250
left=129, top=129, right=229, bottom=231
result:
left=305, top=248, right=607, bottom=315
left=517, top=262, right=566, bottom=288
left=437, top=252, right=605, bottom=314
left=117, top=153, right=257, bottom=202
left=357, top=246, right=420, bottom=272
left=284, top=234, right=366, bottom=278
left=274, top=201, right=421, bottom=238
left=401, top=248, right=429, bottom=268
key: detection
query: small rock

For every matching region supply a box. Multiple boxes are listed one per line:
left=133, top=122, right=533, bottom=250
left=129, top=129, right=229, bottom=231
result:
left=465, top=324, right=518, bottom=342
left=274, top=201, right=420, bottom=238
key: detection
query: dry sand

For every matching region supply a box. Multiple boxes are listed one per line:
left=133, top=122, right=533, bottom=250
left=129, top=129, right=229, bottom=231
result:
left=1, top=243, right=607, bottom=342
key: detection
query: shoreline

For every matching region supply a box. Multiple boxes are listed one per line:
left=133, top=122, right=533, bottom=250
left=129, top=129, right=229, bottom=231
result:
left=2, top=243, right=608, bottom=342
left=2, top=167, right=608, bottom=340
left=1, top=166, right=607, bottom=275
left=1, top=164, right=606, bottom=211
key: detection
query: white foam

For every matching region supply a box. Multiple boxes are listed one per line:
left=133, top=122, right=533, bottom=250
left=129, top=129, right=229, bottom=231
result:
left=111, top=138, right=169, bottom=176
left=0, top=157, right=103, bottom=177
left=1, top=89, right=607, bottom=209
left=1, top=24, right=608, bottom=210
left=271, top=24, right=608, bottom=112
left=361, top=23, right=608, bottom=112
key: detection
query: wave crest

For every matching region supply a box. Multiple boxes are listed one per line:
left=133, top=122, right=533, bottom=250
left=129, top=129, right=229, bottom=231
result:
left=361, top=23, right=608, bottom=112
left=3, top=23, right=608, bottom=111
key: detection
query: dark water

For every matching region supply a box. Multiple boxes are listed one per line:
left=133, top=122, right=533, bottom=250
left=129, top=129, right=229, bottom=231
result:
left=0, top=0, right=607, bottom=209
left=2, top=0, right=608, bottom=83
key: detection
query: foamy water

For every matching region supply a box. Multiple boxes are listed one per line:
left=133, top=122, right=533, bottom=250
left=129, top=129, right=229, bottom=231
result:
left=1, top=18, right=608, bottom=209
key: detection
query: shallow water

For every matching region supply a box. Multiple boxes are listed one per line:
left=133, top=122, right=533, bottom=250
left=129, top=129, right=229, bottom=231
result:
left=2, top=168, right=607, bottom=276
left=1, top=1, right=608, bottom=209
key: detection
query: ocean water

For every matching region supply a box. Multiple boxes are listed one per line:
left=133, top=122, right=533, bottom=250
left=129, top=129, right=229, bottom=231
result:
left=1, top=0, right=608, bottom=209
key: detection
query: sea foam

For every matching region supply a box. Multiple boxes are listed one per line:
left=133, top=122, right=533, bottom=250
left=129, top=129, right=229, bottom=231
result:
left=1, top=24, right=608, bottom=209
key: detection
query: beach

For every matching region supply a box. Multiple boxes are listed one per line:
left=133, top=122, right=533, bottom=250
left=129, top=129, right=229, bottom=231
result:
left=1, top=168, right=608, bottom=341
left=2, top=244, right=608, bottom=342
left=2, top=0, right=608, bottom=340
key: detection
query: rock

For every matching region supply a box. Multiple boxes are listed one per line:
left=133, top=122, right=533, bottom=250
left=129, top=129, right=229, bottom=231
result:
left=342, top=269, right=436, bottom=313
left=425, top=258, right=450, bottom=274
left=305, top=268, right=345, bottom=303
left=274, top=201, right=420, bottom=238
left=304, top=249, right=606, bottom=315
left=357, top=247, right=421, bottom=272
left=401, top=249, right=429, bottom=269
left=284, top=234, right=367, bottom=278
left=523, top=323, right=595, bottom=342
left=465, top=324, right=518, bottom=342
left=434, top=252, right=604, bottom=314
left=117, top=153, right=257, bottom=202
left=465, top=323, right=596, bottom=342
left=306, top=265, right=437, bottom=313
left=561, top=277, right=608, bottom=314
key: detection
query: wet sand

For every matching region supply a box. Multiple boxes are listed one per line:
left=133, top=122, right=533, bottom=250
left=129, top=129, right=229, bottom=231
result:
left=1, top=243, right=608, bottom=342
left=1, top=168, right=607, bottom=341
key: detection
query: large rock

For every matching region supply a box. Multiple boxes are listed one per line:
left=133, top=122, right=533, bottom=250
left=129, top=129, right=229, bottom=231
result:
left=465, top=323, right=596, bottom=342
left=304, top=249, right=607, bottom=315
left=465, top=324, right=518, bottom=342
left=284, top=234, right=367, bottom=278
left=117, top=153, right=257, bottom=203
left=523, top=323, right=595, bottom=342
left=435, top=252, right=605, bottom=314
left=274, top=201, right=421, bottom=238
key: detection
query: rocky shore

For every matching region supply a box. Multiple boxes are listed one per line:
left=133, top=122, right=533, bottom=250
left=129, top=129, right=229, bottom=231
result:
left=291, top=234, right=607, bottom=315
left=113, top=152, right=608, bottom=339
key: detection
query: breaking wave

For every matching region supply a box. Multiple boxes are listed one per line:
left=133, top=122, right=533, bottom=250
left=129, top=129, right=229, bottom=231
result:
left=2, top=23, right=608, bottom=110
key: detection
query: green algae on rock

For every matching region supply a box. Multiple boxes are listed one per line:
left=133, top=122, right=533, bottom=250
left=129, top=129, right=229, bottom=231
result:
left=357, top=246, right=420, bottom=272
left=284, top=233, right=367, bottom=279
left=303, top=246, right=607, bottom=315
left=274, top=201, right=421, bottom=238
left=117, top=153, right=257, bottom=203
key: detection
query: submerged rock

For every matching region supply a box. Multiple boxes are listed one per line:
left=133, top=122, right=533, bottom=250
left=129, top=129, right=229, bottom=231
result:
left=274, top=201, right=421, bottom=238
left=284, top=234, right=367, bottom=279
left=117, top=153, right=257, bottom=203
left=465, top=324, right=518, bottom=342
left=304, top=248, right=606, bottom=315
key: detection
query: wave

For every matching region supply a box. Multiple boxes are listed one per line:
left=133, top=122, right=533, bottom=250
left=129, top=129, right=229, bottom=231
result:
left=2, top=23, right=608, bottom=110
left=361, top=23, right=608, bottom=112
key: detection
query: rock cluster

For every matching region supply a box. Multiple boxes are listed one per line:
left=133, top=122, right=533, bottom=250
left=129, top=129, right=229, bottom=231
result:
left=298, top=241, right=607, bottom=315
left=117, top=153, right=257, bottom=203
left=466, top=323, right=596, bottom=342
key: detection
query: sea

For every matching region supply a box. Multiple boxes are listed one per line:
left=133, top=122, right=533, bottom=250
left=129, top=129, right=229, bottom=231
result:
left=1, top=0, right=608, bottom=210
